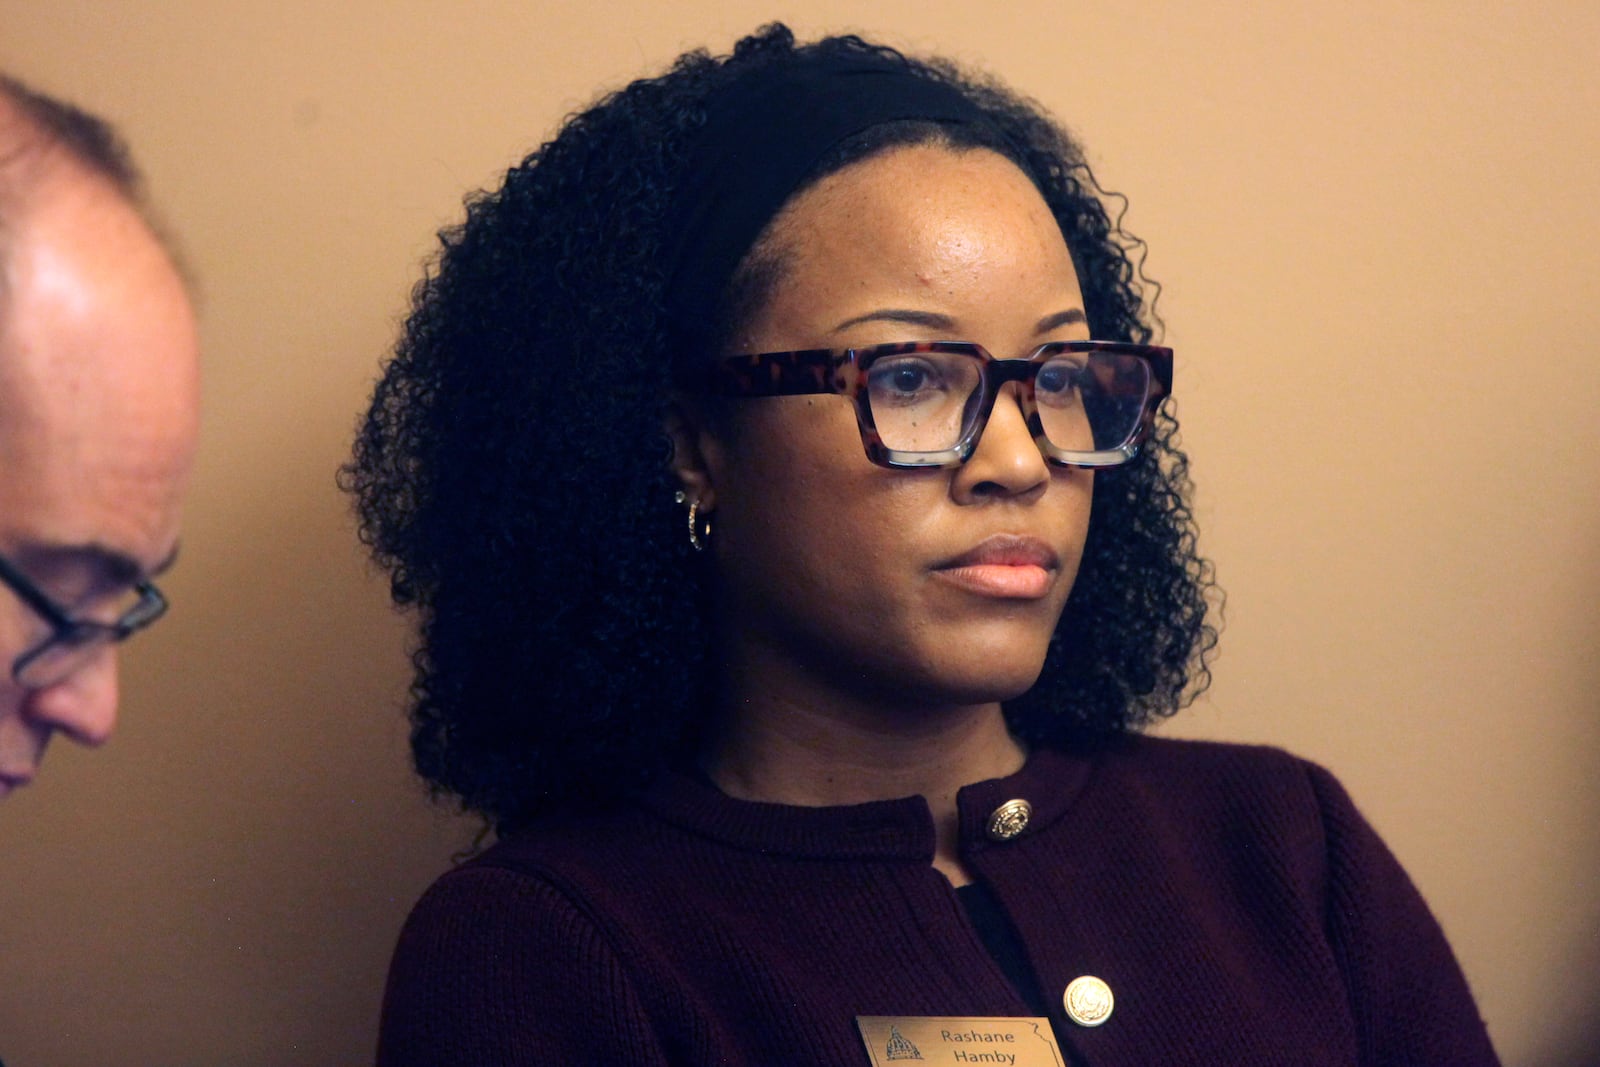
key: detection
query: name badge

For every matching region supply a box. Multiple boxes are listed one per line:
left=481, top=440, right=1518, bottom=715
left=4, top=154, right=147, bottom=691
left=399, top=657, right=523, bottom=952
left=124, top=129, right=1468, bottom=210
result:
left=855, top=1016, right=1066, bottom=1066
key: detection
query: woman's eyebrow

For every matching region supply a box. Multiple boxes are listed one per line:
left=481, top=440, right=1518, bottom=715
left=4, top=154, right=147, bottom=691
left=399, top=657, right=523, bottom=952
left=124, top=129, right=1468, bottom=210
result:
left=829, top=308, right=956, bottom=333
left=1035, top=308, right=1087, bottom=333
left=828, top=307, right=1087, bottom=335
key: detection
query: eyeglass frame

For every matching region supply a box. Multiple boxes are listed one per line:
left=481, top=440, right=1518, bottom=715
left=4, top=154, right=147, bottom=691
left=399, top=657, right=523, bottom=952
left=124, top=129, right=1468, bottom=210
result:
left=0, top=550, right=168, bottom=688
left=704, top=339, right=1173, bottom=470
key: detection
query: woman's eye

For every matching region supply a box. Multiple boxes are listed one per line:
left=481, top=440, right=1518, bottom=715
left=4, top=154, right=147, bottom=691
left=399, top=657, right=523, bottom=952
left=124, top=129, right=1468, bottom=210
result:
left=1035, top=360, right=1084, bottom=402
left=867, top=358, right=944, bottom=401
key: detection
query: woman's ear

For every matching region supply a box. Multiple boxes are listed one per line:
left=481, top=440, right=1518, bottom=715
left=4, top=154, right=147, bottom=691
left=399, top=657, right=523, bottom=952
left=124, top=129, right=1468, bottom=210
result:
left=662, top=393, right=723, bottom=512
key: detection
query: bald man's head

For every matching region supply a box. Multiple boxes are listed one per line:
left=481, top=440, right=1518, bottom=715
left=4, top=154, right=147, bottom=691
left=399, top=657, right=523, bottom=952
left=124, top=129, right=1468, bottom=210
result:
left=0, top=73, right=199, bottom=799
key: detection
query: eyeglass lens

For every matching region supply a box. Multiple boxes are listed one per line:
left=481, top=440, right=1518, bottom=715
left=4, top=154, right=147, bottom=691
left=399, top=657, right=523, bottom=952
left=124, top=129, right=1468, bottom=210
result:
left=861, top=349, right=1151, bottom=456
left=14, top=627, right=116, bottom=689
left=10, top=585, right=166, bottom=689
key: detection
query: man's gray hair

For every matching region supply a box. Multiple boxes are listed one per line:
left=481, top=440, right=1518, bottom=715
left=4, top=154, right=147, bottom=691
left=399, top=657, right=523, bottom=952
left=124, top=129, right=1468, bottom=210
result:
left=0, top=72, right=143, bottom=202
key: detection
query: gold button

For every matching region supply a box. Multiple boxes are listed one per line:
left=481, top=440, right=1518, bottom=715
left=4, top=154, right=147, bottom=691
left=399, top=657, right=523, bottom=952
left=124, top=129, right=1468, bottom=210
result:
left=1063, top=975, right=1114, bottom=1027
left=985, top=799, right=1032, bottom=841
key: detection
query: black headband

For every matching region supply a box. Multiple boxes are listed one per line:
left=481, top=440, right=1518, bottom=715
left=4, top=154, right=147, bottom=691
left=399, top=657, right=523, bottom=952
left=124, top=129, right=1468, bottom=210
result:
left=660, top=52, right=997, bottom=356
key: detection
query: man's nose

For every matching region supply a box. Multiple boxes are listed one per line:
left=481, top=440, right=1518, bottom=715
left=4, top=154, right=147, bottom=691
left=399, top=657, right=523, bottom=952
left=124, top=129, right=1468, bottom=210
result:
left=23, top=645, right=121, bottom=747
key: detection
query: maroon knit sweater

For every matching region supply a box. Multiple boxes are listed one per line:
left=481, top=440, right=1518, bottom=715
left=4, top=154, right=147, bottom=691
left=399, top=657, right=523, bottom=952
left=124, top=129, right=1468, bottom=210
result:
left=377, top=736, right=1499, bottom=1065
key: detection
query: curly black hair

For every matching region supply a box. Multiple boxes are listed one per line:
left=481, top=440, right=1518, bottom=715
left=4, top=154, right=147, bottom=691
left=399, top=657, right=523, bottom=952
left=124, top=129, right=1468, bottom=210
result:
left=344, top=24, right=1218, bottom=832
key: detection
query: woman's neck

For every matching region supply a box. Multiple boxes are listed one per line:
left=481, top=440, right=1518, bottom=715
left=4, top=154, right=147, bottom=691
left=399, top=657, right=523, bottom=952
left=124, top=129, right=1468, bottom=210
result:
left=702, top=671, right=1028, bottom=887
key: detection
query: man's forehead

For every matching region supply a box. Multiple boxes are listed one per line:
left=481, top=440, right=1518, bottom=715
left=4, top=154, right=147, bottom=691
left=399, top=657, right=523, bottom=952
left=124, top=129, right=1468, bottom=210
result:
left=0, top=432, right=190, bottom=580
left=0, top=165, right=198, bottom=582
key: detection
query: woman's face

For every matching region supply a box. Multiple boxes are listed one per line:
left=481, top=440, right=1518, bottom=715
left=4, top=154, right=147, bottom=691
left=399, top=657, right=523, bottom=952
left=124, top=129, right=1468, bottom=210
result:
left=696, top=144, right=1094, bottom=712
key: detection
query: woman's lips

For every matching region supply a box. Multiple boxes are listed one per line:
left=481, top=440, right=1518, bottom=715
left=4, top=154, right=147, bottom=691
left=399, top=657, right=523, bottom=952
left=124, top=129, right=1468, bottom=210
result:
left=931, top=535, right=1060, bottom=599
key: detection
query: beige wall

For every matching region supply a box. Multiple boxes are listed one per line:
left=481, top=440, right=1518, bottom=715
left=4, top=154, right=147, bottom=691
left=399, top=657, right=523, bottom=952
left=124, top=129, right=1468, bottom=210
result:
left=1, top=3, right=1596, bottom=1064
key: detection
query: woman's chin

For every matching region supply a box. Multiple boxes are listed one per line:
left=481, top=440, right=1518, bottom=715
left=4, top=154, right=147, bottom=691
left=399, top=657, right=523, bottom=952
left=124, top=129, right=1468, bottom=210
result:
left=864, top=656, right=1047, bottom=713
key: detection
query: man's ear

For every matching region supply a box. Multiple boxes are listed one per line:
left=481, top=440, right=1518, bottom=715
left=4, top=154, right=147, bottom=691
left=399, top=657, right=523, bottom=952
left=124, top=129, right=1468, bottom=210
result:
left=662, top=392, right=723, bottom=512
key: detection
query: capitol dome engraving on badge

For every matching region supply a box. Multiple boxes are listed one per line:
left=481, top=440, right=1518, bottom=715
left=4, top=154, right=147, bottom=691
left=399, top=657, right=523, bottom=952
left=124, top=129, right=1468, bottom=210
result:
left=985, top=798, right=1032, bottom=841
left=1063, top=975, right=1114, bottom=1027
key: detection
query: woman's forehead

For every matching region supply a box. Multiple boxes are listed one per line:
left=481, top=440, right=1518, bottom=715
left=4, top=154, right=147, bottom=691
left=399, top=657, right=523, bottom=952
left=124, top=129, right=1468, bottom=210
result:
left=773, top=146, right=1060, bottom=262
left=741, top=145, right=1083, bottom=345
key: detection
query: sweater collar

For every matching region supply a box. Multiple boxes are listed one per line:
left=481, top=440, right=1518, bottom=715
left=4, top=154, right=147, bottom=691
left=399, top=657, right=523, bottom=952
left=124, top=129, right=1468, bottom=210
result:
left=637, top=746, right=1097, bottom=861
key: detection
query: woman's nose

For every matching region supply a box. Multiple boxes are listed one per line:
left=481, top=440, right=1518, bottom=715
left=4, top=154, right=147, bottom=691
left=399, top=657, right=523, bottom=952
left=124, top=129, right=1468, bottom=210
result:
left=951, top=383, right=1051, bottom=502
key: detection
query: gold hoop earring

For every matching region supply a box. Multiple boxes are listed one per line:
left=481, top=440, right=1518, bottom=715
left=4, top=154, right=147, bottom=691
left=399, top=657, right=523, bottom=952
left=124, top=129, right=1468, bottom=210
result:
left=687, top=498, right=712, bottom=552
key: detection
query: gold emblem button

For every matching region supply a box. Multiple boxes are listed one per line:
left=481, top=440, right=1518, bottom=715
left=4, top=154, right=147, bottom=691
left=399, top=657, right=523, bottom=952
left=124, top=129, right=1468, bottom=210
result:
left=985, top=799, right=1032, bottom=841
left=1063, top=975, right=1114, bottom=1027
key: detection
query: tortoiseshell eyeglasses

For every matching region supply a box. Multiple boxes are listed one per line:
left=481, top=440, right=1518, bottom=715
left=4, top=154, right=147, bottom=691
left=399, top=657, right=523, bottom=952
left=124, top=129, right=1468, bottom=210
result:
left=706, top=340, right=1173, bottom=470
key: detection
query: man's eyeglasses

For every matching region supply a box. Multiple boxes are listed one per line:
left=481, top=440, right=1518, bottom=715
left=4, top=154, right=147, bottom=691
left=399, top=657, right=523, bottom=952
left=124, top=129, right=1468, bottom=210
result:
left=706, top=340, right=1172, bottom=470
left=0, top=551, right=168, bottom=689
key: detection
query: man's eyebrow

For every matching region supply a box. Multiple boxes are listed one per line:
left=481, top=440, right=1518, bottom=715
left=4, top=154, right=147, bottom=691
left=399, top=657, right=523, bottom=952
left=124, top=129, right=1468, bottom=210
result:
left=20, top=542, right=180, bottom=585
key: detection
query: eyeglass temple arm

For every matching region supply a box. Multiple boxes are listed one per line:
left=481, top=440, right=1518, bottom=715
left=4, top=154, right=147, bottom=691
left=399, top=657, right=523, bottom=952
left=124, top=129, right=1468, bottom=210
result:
left=111, top=583, right=168, bottom=638
left=1145, top=346, right=1174, bottom=400
left=1129, top=347, right=1173, bottom=448
left=706, top=349, right=843, bottom=397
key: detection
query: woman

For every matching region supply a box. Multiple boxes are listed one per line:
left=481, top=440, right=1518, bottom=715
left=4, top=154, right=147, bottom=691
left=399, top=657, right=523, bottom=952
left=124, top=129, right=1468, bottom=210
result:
left=349, top=25, right=1498, bottom=1066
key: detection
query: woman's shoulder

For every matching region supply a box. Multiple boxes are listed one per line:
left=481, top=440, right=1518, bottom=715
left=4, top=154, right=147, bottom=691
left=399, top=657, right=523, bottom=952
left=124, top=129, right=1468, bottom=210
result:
left=379, top=832, right=670, bottom=1066
left=404, top=804, right=661, bottom=916
left=392, top=795, right=706, bottom=955
left=388, top=853, right=595, bottom=975
left=1048, top=737, right=1498, bottom=1063
left=1105, top=730, right=1310, bottom=770
left=1069, top=734, right=1434, bottom=919
left=1093, top=732, right=1345, bottom=806
left=1067, top=733, right=1372, bottom=871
